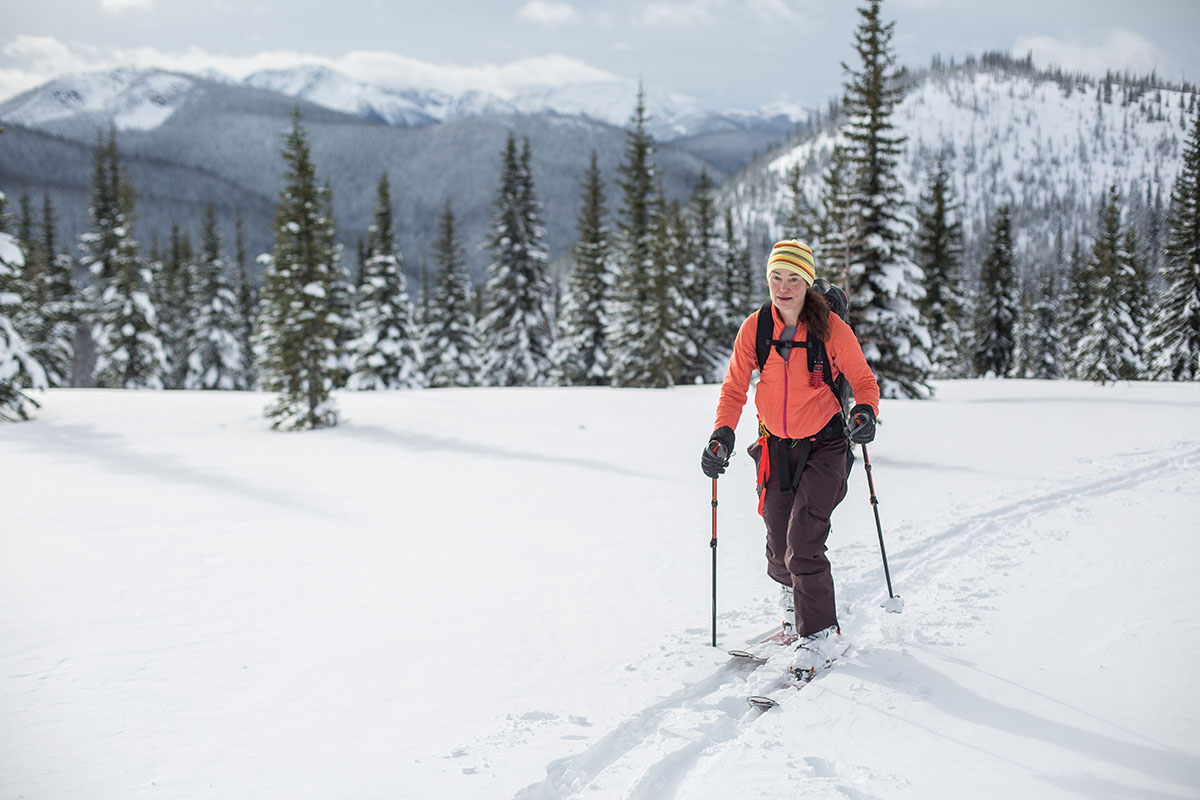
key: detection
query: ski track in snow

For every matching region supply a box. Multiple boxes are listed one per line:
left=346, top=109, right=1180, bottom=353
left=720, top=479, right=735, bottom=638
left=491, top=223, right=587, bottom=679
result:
left=513, top=442, right=1200, bottom=799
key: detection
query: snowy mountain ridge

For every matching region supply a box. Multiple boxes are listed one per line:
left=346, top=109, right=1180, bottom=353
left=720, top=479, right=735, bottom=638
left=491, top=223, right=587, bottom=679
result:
left=0, top=63, right=794, bottom=142
left=722, top=60, right=1199, bottom=274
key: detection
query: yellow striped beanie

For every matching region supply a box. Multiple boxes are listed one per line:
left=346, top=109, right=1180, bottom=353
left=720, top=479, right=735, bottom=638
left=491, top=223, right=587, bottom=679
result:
left=766, top=239, right=816, bottom=285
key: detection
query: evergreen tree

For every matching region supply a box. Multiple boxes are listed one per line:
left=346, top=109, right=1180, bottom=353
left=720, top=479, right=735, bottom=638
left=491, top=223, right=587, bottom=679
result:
left=0, top=189, right=47, bottom=420
left=81, top=131, right=165, bottom=389
left=782, top=162, right=816, bottom=244
left=715, top=209, right=757, bottom=348
left=607, top=85, right=667, bottom=387
left=1076, top=186, right=1140, bottom=383
left=257, top=111, right=342, bottom=430
left=818, top=141, right=856, bottom=288
left=683, top=170, right=726, bottom=381
left=666, top=196, right=701, bottom=384
left=1021, top=267, right=1064, bottom=379
left=973, top=207, right=1019, bottom=378
left=841, top=0, right=931, bottom=397
left=349, top=172, right=423, bottom=390
left=323, top=182, right=356, bottom=391
left=187, top=206, right=243, bottom=389
left=233, top=211, right=258, bottom=390
left=479, top=134, right=554, bottom=386
left=13, top=191, right=75, bottom=387
left=1061, top=236, right=1092, bottom=367
left=423, top=199, right=480, bottom=388
left=914, top=158, right=968, bottom=377
left=551, top=150, right=613, bottom=386
left=154, top=223, right=195, bottom=388
left=1148, top=109, right=1200, bottom=380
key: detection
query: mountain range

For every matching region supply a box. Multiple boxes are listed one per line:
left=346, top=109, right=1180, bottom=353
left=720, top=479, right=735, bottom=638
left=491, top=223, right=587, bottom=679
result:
left=0, top=65, right=796, bottom=280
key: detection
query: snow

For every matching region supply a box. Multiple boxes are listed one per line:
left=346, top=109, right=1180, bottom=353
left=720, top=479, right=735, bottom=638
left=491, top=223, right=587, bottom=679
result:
left=2, top=380, right=1199, bottom=799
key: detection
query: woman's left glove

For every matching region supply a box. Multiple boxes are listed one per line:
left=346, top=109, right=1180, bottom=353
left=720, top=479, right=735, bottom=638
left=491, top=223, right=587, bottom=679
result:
left=701, top=426, right=736, bottom=478
left=847, top=405, right=876, bottom=444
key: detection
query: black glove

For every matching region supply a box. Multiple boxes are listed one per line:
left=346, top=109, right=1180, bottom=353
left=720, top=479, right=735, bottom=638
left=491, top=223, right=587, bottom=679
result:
left=701, top=426, right=735, bottom=479
left=847, top=405, right=876, bottom=444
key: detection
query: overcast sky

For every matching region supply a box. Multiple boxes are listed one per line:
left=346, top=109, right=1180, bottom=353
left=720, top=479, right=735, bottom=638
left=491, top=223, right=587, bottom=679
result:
left=2, top=0, right=1198, bottom=113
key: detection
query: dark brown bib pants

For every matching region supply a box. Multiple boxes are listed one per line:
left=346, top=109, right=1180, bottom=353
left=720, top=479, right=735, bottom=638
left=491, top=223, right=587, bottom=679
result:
left=754, top=437, right=850, bottom=637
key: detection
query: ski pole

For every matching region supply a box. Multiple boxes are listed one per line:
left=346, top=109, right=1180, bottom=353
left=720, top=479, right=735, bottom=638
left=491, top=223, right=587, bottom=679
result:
left=861, top=442, right=902, bottom=613
left=710, top=476, right=718, bottom=647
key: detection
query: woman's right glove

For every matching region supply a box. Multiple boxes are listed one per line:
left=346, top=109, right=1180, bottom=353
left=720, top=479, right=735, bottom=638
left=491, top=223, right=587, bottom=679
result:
left=701, top=426, right=736, bottom=478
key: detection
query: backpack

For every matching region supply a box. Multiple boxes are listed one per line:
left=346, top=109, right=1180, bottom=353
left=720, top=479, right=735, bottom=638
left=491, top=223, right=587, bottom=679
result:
left=753, top=278, right=852, bottom=414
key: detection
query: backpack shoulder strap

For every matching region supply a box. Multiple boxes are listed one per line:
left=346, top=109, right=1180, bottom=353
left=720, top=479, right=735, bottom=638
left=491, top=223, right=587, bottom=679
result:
left=754, top=301, right=774, bottom=372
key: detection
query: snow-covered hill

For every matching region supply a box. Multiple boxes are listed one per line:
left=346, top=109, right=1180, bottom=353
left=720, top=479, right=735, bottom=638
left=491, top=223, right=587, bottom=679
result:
left=2, top=381, right=1198, bottom=798
left=723, top=60, right=1199, bottom=272
left=0, top=67, right=197, bottom=131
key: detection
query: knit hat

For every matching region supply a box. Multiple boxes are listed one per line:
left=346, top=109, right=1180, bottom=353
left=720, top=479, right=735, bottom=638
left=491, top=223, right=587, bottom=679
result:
left=766, top=239, right=816, bottom=286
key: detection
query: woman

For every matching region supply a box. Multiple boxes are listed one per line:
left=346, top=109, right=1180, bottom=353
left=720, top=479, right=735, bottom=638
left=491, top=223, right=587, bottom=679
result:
left=701, top=239, right=879, bottom=677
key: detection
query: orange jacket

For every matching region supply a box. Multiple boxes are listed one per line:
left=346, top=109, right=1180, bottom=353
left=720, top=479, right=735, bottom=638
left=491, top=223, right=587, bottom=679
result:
left=714, top=305, right=880, bottom=438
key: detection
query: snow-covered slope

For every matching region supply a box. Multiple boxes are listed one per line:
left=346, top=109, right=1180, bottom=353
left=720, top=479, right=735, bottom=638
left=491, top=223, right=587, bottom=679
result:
left=2, top=381, right=1198, bottom=799
left=725, top=61, right=1199, bottom=269
left=242, top=65, right=441, bottom=126
left=0, top=67, right=197, bottom=131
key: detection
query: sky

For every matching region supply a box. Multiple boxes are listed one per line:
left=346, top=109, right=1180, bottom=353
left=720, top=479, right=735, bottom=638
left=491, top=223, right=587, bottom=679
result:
left=1, top=0, right=1199, bottom=114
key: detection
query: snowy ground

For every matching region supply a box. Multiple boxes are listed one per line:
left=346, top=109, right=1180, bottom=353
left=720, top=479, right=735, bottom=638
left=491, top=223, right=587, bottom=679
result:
left=3, top=380, right=1199, bottom=799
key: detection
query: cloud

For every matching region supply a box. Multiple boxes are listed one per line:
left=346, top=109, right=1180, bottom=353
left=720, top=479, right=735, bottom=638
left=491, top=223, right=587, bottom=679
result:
left=0, top=37, right=623, bottom=102
left=639, top=0, right=795, bottom=28
left=100, top=0, right=154, bottom=13
left=1014, top=28, right=1170, bottom=77
left=516, top=0, right=581, bottom=26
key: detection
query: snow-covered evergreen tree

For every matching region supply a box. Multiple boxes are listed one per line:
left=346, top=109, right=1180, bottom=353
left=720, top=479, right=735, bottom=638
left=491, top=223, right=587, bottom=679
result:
left=257, top=111, right=342, bottom=430
left=186, top=206, right=243, bottom=389
left=972, top=206, right=1019, bottom=378
left=608, top=85, right=668, bottom=388
left=710, top=209, right=758, bottom=350
left=0, top=190, right=47, bottom=420
left=915, top=158, right=968, bottom=378
left=479, top=134, right=554, bottom=386
left=1018, top=267, right=1064, bottom=380
left=233, top=212, right=258, bottom=390
left=782, top=163, right=817, bottom=246
left=1061, top=236, right=1092, bottom=375
left=81, top=130, right=165, bottom=390
left=551, top=151, right=613, bottom=386
left=841, top=0, right=931, bottom=398
left=324, top=182, right=356, bottom=391
left=154, top=223, right=195, bottom=389
left=423, top=200, right=480, bottom=388
left=683, top=171, right=726, bottom=382
left=29, top=193, right=76, bottom=387
left=1075, top=186, right=1140, bottom=383
left=666, top=196, right=701, bottom=384
left=349, top=173, right=422, bottom=390
left=1147, top=110, right=1200, bottom=380
left=818, top=142, right=856, bottom=289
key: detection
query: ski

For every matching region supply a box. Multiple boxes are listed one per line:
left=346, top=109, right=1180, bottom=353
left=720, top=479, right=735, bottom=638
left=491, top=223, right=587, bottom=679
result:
left=728, top=622, right=797, bottom=664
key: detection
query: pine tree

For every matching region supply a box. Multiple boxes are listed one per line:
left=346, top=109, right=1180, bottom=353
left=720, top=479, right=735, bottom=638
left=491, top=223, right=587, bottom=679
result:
left=81, top=131, right=165, bottom=389
left=782, top=162, right=816, bottom=244
left=665, top=196, right=700, bottom=384
left=349, top=173, right=422, bottom=390
left=973, top=207, right=1019, bottom=378
left=33, top=193, right=76, bottom=387
left=186, top=206, right=243, bottom=389
left=1022, top=267, right=1064, bottom=379
left=714, top=209, right=756, bottom=351
left=0, top=189, right=47, bottom=420
left=608, top=85, right=666, bottom=387
left=914, top=158, right=968, bottom=377
left=841, top=0, right=931, bottom=398
left=552, top=150, right=613, bottom=386
left=154, top=222, right=195, bottom=389
left=479, top=134, right=554, bottom=386
left=818, top=142, right=856, bottom=288
left=683, top=170, right=726, bottom=382
left=233, top=211, right=258, bottom=390
left=1061, top=236, right=1092, bottom=369
left=1148, top=109, right=1200, bottom=380
left=1076, top=186, right=1140, bottom=383
left=257, top=111, right=342, bottom=429
left=423, top=199, right=480, bottom=388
